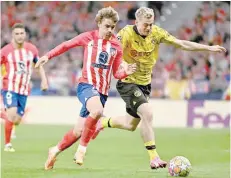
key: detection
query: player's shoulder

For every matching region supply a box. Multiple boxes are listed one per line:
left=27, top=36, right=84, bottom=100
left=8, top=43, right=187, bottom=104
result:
left=1, top=43, right=13, bottom=55
left=109, top=35, right=121, bottom=50
left=80, top=30, right=96, bottom=39
left=24, top=42, right=38, bottom=52
left=119, top=25, right=134, bottom=35
left=152, top=25, right=163, bottom=32
left=152, top=25, right=168, bottom=35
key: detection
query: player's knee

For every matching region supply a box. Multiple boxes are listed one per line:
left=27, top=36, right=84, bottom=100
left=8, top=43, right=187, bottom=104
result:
left=128, top=124, right=137, bottom=131
left=73, top=126, right=83, bottom=137
left=14, top=116, right=22, bottom=125
left=90, top=109, right=103, bottom=119
left=142, top=110, right=153, bottom=122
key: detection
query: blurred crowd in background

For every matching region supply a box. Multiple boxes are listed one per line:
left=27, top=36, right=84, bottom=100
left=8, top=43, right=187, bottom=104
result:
left=1, top=1, right=230, bottom=100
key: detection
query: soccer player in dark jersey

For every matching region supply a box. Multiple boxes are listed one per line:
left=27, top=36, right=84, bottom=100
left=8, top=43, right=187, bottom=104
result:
left=92, top=7, right=226, bottom=169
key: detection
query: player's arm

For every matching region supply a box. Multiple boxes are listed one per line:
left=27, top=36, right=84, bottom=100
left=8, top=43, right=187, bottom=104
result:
left=33, top=50, right=48, bottom=91
left=45, top=33, right=88, bottom=59
left=160, top=28, right=226, bottom=53
left=172, top=39, right=226, bottom=52
left=35, top=33, right=88, bottom=68
left=112, top=50, right=136, bottom=79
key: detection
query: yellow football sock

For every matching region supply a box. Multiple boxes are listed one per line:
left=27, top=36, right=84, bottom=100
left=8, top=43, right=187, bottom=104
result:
left=101, top=117, right=113, bottom=128
left=144, top=141, right=159, bottom=160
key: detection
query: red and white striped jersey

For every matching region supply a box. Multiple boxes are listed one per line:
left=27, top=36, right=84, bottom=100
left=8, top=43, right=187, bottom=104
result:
left=1, top=42, right=39, bottom=95
left=46, top=30, right=127, bottom=95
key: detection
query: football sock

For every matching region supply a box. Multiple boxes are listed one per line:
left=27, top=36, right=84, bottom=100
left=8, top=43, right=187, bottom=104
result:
left=144, top=141, right=159, bottom=160
left=5, top=119, right=13, bottom=145
left=57, top=129, right=80, bottom=151
left=101, top=117, right=113, bottom=128
left=79, top=116, right=98, bottom=147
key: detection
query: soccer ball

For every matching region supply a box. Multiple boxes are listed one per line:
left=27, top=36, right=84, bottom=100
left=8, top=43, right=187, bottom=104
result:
left=168, top=156, right=192, bottom=177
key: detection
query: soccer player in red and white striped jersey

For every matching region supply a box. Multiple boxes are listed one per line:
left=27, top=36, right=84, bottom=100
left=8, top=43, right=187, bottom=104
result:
left=1, top=23, right=48, bottom=152
left=35, top=7, right=136, bottom=170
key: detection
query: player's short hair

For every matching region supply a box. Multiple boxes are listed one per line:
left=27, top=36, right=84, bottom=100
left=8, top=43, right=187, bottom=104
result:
left=135, top=7, right=154, bottom=20
left=12, top=23, right=25, bottom=31
left=95, top=6, right=119, bottom=24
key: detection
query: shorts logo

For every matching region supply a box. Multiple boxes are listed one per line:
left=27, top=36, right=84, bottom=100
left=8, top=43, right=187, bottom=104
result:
left=6, top=92, right=12, bottom=105
left=134, top=90, right=142, bottom=97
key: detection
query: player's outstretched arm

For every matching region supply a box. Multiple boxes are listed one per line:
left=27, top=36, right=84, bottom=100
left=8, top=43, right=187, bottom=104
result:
left=35, top=32, right=88, bottom=68
left=173, top=39, right=227, bottom=53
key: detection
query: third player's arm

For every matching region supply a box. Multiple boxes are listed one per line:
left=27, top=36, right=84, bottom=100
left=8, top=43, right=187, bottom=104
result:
left=38, top=65, right=48, bottom=91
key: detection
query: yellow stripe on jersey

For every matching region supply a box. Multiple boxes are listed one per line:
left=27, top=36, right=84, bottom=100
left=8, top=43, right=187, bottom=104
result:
left=117, top=25, right=176, bottom=85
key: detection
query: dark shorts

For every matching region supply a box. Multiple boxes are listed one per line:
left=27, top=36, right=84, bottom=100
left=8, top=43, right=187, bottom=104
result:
left=116, top=80, right=151, bottom=118
left=77, top=83, right=107, bottom=118
left=1, top=90, right=27, bottom=117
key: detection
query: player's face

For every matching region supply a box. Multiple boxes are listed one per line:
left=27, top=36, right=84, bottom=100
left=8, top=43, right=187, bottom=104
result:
left=12, top=28, right=26, bottom=45
left=98, top=18, right=116, bottom=40
left=136, top=16, right=154, bottom=36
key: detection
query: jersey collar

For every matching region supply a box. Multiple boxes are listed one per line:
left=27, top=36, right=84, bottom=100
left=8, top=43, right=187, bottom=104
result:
left=133, top=25, right=147, bottom=39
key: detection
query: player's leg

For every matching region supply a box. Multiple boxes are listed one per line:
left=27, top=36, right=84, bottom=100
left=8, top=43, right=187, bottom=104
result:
left=44, top=116, right=85, bottom=170
left=2, top=91, right=23, bottom=152
left=11, top=125, right=16, bottom=139
left=74, top=95, right=104, bottom=165
left=92, top=80, right=141, bottom=139
left=1, top=95, right=16, bottom=138
left=74, top=83, right=106, bottom=165
left=92, top=113, right=140, bottom=139
left=137, top=103, right=167, bottom=169
left=0, top=109, right=8, bottom=121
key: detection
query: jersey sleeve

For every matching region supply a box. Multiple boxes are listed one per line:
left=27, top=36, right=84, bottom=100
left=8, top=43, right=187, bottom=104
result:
left=46, top=32, right=89, bottom=59
left=112, top=49, right=128, bottom=79
left=116, top=26, right=129, bottom=48
left=158, top=27, right=177, bottom=45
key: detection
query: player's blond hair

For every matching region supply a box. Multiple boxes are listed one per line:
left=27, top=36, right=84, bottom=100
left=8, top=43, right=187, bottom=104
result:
left=95, top=6, right=119, bottom=24
left=135, top=7, right=154, bottom=20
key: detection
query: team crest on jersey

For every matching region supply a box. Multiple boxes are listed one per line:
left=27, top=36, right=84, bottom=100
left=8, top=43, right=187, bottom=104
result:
left=110, top=47, right=116, bottom=57
left=117, top=36, right=122, bottom=42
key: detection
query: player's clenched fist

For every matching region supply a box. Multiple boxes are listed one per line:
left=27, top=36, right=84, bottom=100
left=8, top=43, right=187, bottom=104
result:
left=35, top=55, right=49, bottom=68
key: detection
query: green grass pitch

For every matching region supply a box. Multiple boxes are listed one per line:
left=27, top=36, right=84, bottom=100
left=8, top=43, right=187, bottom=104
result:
left=1, top=125, right=230, bottom=178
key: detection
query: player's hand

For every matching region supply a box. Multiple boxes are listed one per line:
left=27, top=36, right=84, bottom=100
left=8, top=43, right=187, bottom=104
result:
left=35, top=56, right=49, bottom=68
left=124, top=62, right=137, bottom=75
left=40, top=80, right=49, bottom=91
left=208, top=45, right=226, bottom=53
